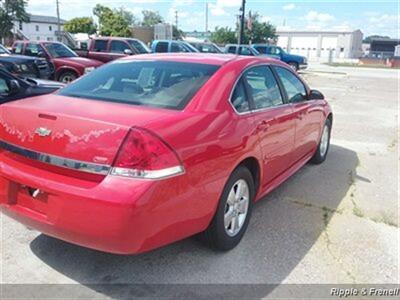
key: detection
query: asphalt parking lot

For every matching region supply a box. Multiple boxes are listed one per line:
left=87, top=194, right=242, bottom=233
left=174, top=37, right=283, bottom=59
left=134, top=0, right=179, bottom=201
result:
left=1, top=64, right=398, bottom=298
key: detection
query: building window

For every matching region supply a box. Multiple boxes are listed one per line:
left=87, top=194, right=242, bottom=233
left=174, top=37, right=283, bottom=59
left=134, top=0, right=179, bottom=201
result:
left=340, top=47, right=344, bottom=52
left=49, top=26, right=52, bottom=31
left=35, top=25, right=39, bottom=31
left=37, top=36, right=40, bottom=40
left=47, top=37, right=53, bottom=41
left=19, top=22, right=23, bottom=30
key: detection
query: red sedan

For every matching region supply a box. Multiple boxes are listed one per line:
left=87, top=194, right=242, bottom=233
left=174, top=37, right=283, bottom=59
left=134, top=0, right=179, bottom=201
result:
left=0, top=54, right=332, bottom=254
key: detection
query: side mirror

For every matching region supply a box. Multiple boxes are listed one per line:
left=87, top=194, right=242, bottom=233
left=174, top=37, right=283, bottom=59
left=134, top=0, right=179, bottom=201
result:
left=124, top=49, right=133, bottom=55
left=8, top=79, right=21, bottom=95
left=309, top=89, right=324, bottom=100
left=292, top=93, right=306, bottom=103
left=37, top=51, right=47, bottom=58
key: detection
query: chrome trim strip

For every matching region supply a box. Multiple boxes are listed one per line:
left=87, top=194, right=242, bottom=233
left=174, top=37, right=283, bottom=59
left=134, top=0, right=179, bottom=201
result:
left=110, top=165, right=185, bottom=180
left=0, top=140, right=111, bottom=175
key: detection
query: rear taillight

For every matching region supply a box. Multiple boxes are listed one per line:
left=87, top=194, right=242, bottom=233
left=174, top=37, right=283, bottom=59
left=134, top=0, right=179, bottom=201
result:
left=111, top=127, right=184, bottom=179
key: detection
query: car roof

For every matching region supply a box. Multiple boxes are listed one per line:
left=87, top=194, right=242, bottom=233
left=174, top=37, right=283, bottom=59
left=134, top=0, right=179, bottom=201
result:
left=93, top=37, right=139, bottom=41
left=225, top=44, right=252, bottom=47
left=15, top=40, right=61, bottom=44
left=120, top=53, right=284, bottom=66
left=153, top=40, right=187, bottom=43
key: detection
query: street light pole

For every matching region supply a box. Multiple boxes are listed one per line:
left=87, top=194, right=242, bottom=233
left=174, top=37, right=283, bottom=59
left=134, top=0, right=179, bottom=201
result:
left=238, top=0, right=246, bottom=45
left=56, top=0, right=61, bottom=41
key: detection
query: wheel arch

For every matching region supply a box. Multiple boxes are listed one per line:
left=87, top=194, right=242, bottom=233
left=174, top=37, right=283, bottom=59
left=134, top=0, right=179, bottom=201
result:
left=55, top=67, right=79, bottom=81
left=237, top=156, right=261, bottom=198
left=327, top=112, right=333, bottom=125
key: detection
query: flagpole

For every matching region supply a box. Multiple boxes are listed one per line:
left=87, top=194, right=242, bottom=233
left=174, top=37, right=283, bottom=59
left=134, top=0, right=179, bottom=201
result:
left=238, top=0, right=246, bottom=45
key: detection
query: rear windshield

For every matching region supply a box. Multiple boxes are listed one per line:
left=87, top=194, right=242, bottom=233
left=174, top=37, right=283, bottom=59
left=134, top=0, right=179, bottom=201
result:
left=58, top=60, right=219, bottom=110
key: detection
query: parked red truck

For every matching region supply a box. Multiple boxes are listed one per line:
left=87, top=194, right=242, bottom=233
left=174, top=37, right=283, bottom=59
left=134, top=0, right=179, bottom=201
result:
left=75, top=37, right=151, bottom=63
left=12, top=41, right=103, bottom=83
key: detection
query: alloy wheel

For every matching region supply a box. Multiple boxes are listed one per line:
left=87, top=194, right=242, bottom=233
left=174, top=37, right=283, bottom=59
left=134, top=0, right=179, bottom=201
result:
left=224, top=179, right=250, bottom=237
left=320, top=124, right=330, bottom=157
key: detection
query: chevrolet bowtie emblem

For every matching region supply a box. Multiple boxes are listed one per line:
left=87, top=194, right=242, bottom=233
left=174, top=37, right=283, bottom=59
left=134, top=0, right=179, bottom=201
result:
left=35, top=127, right=52, bottom=137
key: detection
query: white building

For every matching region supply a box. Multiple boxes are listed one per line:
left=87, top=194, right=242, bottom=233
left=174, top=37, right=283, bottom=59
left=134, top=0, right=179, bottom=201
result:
left=276, top=29, right=363, bottom=61
left=13, top=14, right=67, bottom=42
left=154, top=23, right=173, bottom=40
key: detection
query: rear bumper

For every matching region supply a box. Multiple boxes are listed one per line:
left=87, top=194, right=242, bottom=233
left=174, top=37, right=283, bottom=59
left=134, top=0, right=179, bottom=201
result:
left=0, top=153, right=215, bottom=254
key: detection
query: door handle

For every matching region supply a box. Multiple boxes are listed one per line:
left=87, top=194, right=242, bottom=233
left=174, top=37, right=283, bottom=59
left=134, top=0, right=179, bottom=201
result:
left=297, top=113, right=305, bottom=120
left=257, top=120, right=271, bottom=131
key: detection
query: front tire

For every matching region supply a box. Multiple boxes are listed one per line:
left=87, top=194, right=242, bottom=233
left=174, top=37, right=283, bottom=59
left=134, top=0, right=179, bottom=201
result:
left=310, top=118, right=332, bottom=164
left=288, top=62, right=299, bottom=71
left=58, top=71, right=77, bottom=83
left=201, top=166, right=255, bottom=251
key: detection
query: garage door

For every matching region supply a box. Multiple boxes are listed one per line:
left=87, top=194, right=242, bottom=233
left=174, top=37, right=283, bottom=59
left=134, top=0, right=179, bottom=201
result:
left=321, top=37, right=337, bottom=58
left=290, top=36, right=318, bottom=58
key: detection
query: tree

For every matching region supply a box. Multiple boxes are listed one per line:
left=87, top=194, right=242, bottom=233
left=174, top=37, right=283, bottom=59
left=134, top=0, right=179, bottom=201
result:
left=363, top=35, right=391, bottom=43
left=210, top=27, right=237, bottom=44
left=114, top=7, right=139, bottom=26
left=64, top=17, right=97, bottom=34
left=173, top=25, right=185, bottom=40
left=93, top=4, right=131, bottom=37
left=141, top=10, right=163, bottom=27
left=242, top=12, right=277, bottom=44
left=0, top=0, right=29, bottom=39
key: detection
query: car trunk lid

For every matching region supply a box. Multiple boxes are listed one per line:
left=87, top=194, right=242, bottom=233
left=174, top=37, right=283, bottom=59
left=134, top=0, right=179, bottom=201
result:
left=0, top=94, right=178, bottom=169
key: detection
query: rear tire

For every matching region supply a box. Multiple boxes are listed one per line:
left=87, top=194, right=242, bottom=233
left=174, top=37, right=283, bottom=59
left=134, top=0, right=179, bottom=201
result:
left=201, top=166, right=255, bottom=251
left=310, top=118, right=332, bottom=164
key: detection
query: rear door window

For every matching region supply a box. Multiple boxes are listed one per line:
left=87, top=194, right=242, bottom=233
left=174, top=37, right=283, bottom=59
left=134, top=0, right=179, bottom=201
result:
left=230, top=79, right=250, bottom=113
left=93, top=40, right=108, bottom=52
left=243, top=66, right=283, bottom=109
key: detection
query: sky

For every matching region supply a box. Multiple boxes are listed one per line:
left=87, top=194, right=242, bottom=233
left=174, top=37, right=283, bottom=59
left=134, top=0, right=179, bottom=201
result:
left=27, top=0, right=399, bottom=38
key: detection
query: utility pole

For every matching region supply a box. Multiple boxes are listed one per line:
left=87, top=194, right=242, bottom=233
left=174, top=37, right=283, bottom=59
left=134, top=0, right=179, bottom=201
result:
left=238, top=0, right=246, bottom=45
left=205, top=2, right=209, bottom=33
left=56, top=0, right=61, bottom=41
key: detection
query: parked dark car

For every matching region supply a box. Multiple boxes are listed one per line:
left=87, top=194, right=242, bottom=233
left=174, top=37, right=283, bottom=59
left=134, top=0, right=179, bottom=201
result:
left=189, top=42, right=223, bottom=53
left=0, top=44, right=52, bottom=79
left=76, top=37, right=151, bottom=63
left=12, top=41, right=103, bottom=83
left=251, top=44, right=308, bottom=70
left=0, top=68, right=64, bottom=104
left=224, top=44, right=263, bottom=56
left=151, top=40, right=199, bottom=53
